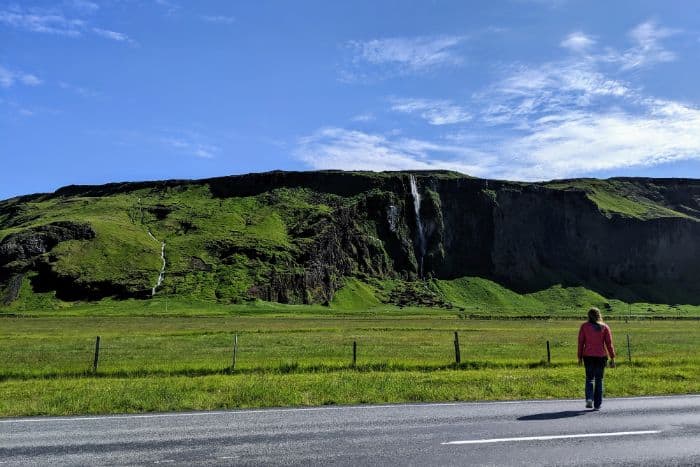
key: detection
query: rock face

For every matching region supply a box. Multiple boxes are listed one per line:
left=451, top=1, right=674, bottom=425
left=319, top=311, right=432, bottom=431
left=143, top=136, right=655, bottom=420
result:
left=2, top=170, right=700, bottom=305
left=0, top=221, right=96, bottom=304
left=0, top=221, right=95, bottom=271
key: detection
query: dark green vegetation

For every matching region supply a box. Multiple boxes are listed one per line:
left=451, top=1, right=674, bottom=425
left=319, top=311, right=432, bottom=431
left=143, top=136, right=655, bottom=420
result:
left=3, top=170, right=700, bottom=312
left=0, top=314, right=697, bottom=416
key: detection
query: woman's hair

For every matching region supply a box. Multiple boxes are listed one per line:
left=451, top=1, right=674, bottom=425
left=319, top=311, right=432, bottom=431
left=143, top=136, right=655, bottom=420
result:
left=588, top=307, right=602, bottom=330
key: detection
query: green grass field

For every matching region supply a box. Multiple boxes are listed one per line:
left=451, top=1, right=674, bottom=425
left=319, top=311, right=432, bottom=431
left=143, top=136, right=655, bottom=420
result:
left=1, top=312, right=697, bottom=417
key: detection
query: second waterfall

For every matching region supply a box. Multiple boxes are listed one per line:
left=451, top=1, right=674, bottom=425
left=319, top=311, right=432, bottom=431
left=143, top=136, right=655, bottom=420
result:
left=409, top=174, right=426, bottom=278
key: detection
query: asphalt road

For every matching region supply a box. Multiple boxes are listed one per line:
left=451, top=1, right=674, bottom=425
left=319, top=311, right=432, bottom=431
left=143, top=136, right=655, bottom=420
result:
left=1, top=395, right=699, bottom=466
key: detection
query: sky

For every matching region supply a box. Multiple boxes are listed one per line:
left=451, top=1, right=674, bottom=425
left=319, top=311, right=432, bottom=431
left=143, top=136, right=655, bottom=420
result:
left=2, top=0, right=700, bottom=199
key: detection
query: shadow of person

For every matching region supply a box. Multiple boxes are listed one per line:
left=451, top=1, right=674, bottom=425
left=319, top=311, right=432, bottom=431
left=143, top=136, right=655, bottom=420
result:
left=517, top=410, right=589, bottom=421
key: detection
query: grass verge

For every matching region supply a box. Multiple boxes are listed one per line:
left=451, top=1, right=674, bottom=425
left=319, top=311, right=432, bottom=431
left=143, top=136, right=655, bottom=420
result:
left=0, top=365, right=697, bottom=417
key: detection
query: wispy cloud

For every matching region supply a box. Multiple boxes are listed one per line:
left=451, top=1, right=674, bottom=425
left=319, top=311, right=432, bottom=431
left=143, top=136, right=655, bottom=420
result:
left=0, top=65, right=42, bottom=88
left=160, top=133, right=219, bottom=159
left=58, top=81, right=100, bottom=98
left=92, top=27, right=135, bottom=44
left=0, top=8, right=84, bottom=36
left=342, top=35, right=467, bottom=81
left=498, top=100, right=700, bottom=180
left=478, top=60, right=630, bottom=126
left=390, top=97, right=471, bottom=125
left=300, top=20, right=700, bottom=181
left=560, top=31, right=596, bottom=53
left=201, top=15, right=235, bottom=25
left=295, top=127, right=492, bottom=175
left=615, top=20, right=679, bottom=70
left=0, top=5, right=132, bottom=43
left=351, top=113, right=375, bottom=122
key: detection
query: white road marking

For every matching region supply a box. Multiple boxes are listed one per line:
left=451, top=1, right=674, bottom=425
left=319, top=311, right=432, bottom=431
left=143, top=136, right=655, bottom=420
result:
left=442, top=430, right=661, bottom=445
left=220, top=457, right=236, bottom=459
left=0, top=395, right=696, bottom=424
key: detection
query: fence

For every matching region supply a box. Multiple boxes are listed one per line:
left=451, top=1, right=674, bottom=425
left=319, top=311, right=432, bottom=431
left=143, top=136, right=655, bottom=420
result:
left=1, top=329, right=665, bottom=381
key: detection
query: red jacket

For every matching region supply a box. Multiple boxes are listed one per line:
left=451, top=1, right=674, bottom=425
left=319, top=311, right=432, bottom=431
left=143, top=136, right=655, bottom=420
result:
left=578, top=322, right=615, bottom=359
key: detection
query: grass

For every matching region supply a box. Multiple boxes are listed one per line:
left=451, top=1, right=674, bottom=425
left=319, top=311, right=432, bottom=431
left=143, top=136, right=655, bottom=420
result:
left=1, top=365, right=697, bottom=418
left=546, top=179, right=695, bottom=220
left=0, top=315, right=697, bottom=416
left=1, top=184, right=343, bottom=305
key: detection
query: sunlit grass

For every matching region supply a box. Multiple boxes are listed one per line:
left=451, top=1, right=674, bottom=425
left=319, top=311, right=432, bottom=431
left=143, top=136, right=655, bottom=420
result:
left=0, top=315, right=697, bottom=416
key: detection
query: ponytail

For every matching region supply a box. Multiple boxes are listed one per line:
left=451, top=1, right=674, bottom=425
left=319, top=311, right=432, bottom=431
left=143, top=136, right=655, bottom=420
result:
left=587, top=307, right=602, bottom=331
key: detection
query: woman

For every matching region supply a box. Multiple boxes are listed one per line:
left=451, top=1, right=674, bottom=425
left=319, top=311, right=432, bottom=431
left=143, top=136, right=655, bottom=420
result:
left=578, top=307, right=616, bottom=410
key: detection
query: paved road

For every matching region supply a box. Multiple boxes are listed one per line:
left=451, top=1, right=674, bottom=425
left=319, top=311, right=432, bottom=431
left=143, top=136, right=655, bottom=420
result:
left=1, top=395, right=699, bottom=466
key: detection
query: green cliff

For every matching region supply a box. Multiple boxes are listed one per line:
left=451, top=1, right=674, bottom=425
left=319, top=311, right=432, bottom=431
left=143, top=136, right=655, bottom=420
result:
left=2, top=170, right=700, bottom=310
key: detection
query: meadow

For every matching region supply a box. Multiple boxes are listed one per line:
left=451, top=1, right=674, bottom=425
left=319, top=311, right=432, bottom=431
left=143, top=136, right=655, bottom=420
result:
left=1, top=308, right=697, bottom=417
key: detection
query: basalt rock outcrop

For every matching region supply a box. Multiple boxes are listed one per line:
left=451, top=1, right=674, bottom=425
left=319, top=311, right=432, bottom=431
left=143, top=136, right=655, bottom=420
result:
left=0, top=221, right=95, bottom=304
left=2, top=170, right=700, bottom=306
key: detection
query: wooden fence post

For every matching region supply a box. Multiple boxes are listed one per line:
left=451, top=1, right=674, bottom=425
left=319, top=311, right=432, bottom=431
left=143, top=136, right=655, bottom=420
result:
left=231, top=334, right=238, bottom=371
left=93, top=336, right=100, bottom=373
left=454, top=331, right=461, bottom=365
left=352, top=340, right=357, bottom=367
left=546, top=340, right=551, bottom=365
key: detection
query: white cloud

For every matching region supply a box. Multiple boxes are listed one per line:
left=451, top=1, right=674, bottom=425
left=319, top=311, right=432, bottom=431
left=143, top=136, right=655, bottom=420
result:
left=295, top=127, right=492, bottom=175
left=297, top=97, right=700, bottom=182
left=0, top=9, right=84, bottom=36
left=201, top=15, right=235, bottom=24
left=614, top=21, right=679, bottom=70
left=342, top=35, right=466, bottom=81
left=560, top=31, right=595, bottom=52
left=92, top=27, right=134, bottom=43
left=479, top=60, right=629, bottom=126
left=0, top=65, right=42, bottom=88
left=351, top=113, right=375, bottom=122
left=160, top=135, right=219, bottom=159
left=499, top=101, right=700, bottom=180
left=0, top=6, right=132, bottom=43
left=390, top=97, right=471, bottom=125
left=471, top=21, right=700, bottom=180
left=299, top=20, right=700, bottom=181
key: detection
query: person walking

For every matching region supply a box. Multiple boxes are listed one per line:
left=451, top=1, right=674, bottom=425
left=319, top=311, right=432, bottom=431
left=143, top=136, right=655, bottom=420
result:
left=578, top=307, right=616, bottom=410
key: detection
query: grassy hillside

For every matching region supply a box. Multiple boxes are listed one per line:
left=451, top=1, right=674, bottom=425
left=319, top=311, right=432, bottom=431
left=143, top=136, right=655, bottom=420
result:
left=3, top=171, right=700, bottom=313
left=1, top=183, right=349, bottom=305
left=545, top=178, right=699, bottom=220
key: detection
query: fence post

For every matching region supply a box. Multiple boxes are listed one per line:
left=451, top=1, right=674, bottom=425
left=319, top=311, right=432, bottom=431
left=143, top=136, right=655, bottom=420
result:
left=454, top=331, right=461, bottom=365
left=231, top=334, right=238, bottom=371
left=93, top=336, right=100, bottom=373
left=352, top=340, right=357, bottom=367
left=546, top=340, right=551, bottom=365
left=626, top=334, right=631, bottom=363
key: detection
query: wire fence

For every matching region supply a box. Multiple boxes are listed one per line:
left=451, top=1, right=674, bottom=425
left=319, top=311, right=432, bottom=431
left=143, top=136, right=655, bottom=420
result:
left=2, top=328, right=694, bottom=381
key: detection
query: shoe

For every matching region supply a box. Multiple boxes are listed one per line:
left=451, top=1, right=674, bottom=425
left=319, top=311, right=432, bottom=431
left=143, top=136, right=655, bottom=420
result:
left=586, top=400, right=593, bottom=408
left=593, top=406, right=601, bottom=411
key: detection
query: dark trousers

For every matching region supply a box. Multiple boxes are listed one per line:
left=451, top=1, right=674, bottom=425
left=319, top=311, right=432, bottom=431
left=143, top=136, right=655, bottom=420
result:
left=583, top=356, right=607, bottom=408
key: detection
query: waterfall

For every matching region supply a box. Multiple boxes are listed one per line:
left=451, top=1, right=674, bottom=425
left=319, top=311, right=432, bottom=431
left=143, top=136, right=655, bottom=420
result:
left=148, top=229, right=166, bottom=296
left=409, top=175, right=426, bottom=278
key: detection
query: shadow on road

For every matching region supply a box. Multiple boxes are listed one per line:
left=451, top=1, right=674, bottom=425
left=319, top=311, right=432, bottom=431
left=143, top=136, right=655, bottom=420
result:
left=517, top=410, right=590, bottom=421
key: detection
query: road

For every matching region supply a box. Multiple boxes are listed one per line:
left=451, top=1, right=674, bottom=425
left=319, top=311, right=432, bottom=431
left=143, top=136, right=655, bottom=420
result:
left=1, top=395, right=699, bottom=466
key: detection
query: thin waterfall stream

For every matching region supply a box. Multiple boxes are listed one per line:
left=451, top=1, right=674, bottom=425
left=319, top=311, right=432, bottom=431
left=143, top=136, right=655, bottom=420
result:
left=409, top=175, right=426, bottom=278
left=148, top=229, right=166, bottom=296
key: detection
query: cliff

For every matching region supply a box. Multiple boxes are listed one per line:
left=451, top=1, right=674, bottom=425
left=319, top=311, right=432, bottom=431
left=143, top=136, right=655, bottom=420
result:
left=2, top=170, right=700, bottom=308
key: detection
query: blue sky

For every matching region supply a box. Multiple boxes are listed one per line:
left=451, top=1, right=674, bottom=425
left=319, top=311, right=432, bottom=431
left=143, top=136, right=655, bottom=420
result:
left=2, top=0, right=700, bottom=199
